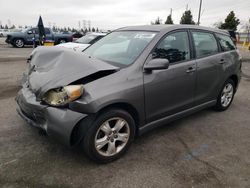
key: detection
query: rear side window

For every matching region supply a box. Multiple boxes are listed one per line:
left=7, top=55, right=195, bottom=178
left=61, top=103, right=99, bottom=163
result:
left=153, top=31, right=190, bottom=63
left=45, top=28, right=51, bottom=35
left=192, top=31, right=218, bottom=58
left=216, top=34, right=236, bottom=51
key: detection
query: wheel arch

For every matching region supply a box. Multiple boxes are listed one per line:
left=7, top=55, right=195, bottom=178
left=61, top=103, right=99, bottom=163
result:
left=13, top=37, right=25, bottom=46
left=229, top=74, right=238, bottom=89
left=70, top=102, right=140, bottom=146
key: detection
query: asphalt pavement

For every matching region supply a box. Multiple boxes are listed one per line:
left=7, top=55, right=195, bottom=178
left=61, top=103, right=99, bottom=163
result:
left=0, top=38, right=250, bottom=188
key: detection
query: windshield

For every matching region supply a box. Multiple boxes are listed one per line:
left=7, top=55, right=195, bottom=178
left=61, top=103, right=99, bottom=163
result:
left=76, top=35, right=99, bottom=44
left=84, top=31, right=156, bottom=67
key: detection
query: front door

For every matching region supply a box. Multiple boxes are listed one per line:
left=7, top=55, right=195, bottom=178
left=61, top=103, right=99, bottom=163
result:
left=144, top=31, right=196, bottom=123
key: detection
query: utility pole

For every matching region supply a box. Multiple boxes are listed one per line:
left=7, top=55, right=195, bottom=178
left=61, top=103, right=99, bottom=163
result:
left=197, top=0, right=202, bottom=25
left=170, top=8, right=172, bottom=17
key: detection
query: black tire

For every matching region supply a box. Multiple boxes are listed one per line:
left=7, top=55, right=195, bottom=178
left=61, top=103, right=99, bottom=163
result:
left=82, top=108, right=136, bottom=163
left=58, top=39, right=67, bottom=44
left=214, top=79, right=235, bottom=111
left=13, top=38, right=25, bottom=48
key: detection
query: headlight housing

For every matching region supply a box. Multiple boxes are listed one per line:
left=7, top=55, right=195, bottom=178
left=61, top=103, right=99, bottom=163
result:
left=42, top=85, right=84, bottom=106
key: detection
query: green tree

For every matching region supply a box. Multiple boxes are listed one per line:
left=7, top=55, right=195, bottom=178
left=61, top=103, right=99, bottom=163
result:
left=180, top=10, right=195, bottom=24
left=92, top=27, right=95, bottom=32
left=10, top=25, right=16, bottom=29
left=151, top=17, right=161, bottom=25
left=219, top=11, right=240, bottom=31
left=4, top=24, right=8, bottom=29
left=165, top=15, right=173, bottom=24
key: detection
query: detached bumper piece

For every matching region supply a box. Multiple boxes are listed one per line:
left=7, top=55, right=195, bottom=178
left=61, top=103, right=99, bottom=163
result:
left=16, top=87, right=87, bottom=146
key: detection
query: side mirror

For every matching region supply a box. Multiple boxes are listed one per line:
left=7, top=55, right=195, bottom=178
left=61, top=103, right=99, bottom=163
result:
left=144, top=58, right=169, bottom=72
left=27, top=30, right=33, bottom=35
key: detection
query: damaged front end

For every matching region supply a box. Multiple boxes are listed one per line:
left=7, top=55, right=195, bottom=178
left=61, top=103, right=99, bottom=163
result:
left=17, top=46, right=118, bottom=146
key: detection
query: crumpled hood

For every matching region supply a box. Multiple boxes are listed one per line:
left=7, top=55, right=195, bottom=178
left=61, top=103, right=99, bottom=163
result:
left=28, top=46, right=118, bottom=98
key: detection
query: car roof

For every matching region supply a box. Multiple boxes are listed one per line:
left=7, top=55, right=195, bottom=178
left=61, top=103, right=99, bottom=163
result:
left=116, top=25, right=229, bottom=35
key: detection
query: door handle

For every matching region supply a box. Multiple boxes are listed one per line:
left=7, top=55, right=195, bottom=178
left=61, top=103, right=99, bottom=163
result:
left=219, top=59, right=225, bottom=64
left=186, top=67, right=196, bottom=73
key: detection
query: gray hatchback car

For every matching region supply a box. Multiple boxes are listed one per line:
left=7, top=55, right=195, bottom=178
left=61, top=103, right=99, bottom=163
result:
left=16, top=25, right=241, bottom=163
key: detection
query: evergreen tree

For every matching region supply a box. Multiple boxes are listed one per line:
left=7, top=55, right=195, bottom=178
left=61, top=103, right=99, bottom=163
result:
left=96, top=28, right=99, bottom=32
left=154, top=17, right=161, bottom=24
left=151, top=17, right=161, bottom=25
left=165, top=15, right=173, bottom=24
left=4, top=24, right=8, bottom=29
left=219, top=11, right=240, bottom=31
left=180, top=10, right=195, bottom=24
left=92, top=27, right=95, bottom=32
left=10, top=25, right=16, bottom=29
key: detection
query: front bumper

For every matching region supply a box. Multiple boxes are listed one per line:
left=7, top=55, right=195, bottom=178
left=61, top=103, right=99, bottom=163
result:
left=16, top=87, right=88, bottom=146
left=5, top=36, right=11, bottom=44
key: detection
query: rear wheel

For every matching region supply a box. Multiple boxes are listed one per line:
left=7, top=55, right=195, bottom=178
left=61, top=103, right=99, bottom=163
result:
left=82, top=109, right=135, bottom=163
left=215, top=79, right=235, bottom=111
left=58, top=39, right=67, bottom=44
left=14, top=38, right=24, bottom=48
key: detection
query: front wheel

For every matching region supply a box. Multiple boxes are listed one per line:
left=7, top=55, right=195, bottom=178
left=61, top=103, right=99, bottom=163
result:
left=14, top=38, right=24, bottom=48
left=82, top=109, right=136, bottom=163
left=215, top=79, right=235, bottom=111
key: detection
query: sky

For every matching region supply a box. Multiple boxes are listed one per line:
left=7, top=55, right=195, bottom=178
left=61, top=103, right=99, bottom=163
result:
left=0, top=0, right=249, bottom=30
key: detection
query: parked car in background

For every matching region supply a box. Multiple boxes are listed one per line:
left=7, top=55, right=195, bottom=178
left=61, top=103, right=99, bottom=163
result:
left=0, top=29, right=11, bottom=37
left=16, top=25, right=241, bottom=163
left=72, top=32, right=83, bottom=40
left=5, top=27, right=73, bottom=48
left=57, top=33, right=106, bottom=52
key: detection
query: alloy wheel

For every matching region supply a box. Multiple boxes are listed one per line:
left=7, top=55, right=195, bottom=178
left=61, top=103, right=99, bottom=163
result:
left=94, top=117, right=130, bottom=157
left=221, top=83, right=234, bottom=107
left=15, top=39, right=24, bottom=48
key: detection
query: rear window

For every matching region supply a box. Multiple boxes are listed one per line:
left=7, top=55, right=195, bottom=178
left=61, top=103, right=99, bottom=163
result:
left=216, top=34, right=236, bottom=51
left=191, top=31, right=218, bottom=58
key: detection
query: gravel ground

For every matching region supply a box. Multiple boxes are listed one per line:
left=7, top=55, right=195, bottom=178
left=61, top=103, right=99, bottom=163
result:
left=0, top=37, right=250, bottom=188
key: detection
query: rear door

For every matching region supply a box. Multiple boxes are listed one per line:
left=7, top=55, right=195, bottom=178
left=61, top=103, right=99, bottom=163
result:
left=44, top=28, right=53, bottom=41
left=144, top=30, right=196, bottom=123
left=191, top=30, right=223, bottom=105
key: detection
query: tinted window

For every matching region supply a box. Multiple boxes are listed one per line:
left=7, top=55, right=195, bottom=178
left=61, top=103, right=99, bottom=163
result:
left=152, top=31, right=190, bottom=63
left=29, top=28, right=38, bottom=34
left=192, top=31, right=218, bottom=58
left=45, top=28, right=51, bottom=35
left=216, top=34, right=236, bottom=51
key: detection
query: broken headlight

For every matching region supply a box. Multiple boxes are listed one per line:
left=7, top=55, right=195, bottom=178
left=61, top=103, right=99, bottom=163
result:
left=42, top=85, right=84, bottom=106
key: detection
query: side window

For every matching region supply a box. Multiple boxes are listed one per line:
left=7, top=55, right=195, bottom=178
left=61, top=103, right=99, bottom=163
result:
left=30, top=28, right=38, bottom=34
left=192, top=31, right=218, bottom=58
left=216, top=34, right=236, bottom=51
left=152, top=31, right=190, bottom=63
left=44, top=28, right=51, bottom=35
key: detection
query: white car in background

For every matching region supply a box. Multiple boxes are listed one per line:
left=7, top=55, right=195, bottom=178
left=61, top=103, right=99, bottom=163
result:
left=0, top=29, right=11, bottom=37
left=57, top=33, right=106, bottom=52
